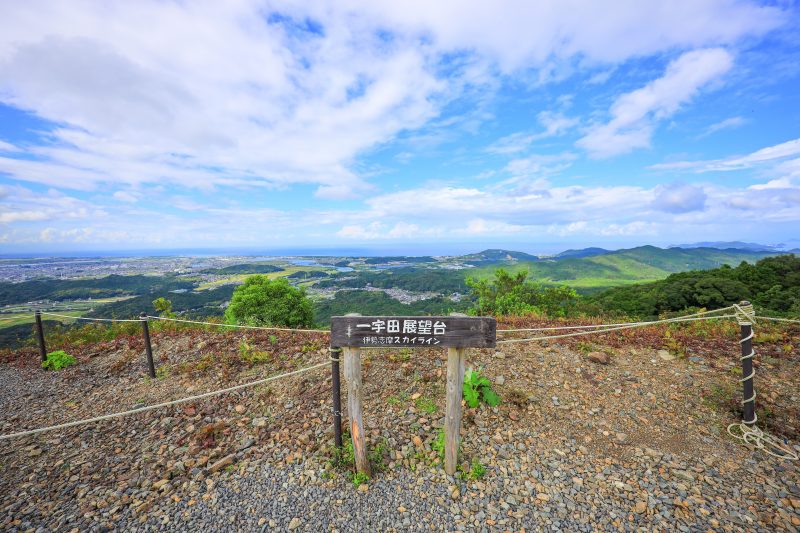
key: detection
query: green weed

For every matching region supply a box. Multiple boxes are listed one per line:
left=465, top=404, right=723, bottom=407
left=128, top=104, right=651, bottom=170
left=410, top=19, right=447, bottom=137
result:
left=351, top=471, right=369, bottom=487
left=463, top=368, right=501, bottom=408
left=41, top=350, right=76, bottom=371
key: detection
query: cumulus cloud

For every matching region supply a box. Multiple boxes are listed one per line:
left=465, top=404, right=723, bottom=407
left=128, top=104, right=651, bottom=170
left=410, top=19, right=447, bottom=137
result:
left=578, top=48, right=734, bottom=158
left=652, top=183, right=707, bottom=213
left=0, top=1, right=783, bottom=198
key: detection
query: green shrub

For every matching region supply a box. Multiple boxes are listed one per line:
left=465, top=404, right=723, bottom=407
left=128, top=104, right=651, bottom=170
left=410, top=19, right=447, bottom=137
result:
left=42, top=350, right=76, bottom=371
left=224, top=276, right=313, bottom=328
left=463, top=368, right=501, bottom=408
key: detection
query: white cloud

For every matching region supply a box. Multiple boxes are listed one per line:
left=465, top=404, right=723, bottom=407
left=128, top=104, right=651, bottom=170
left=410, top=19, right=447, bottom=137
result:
left=578, top=48, right=734, bottom=158
left=0, top=140, right=19, bottom=152
left=0, top=1, right=783, bottom=198
left=650, top=138, right=800, bottom=172
left=487, top=112, right=578, bottom=154
left=696, top=116, right=745, bottom=138
left=112, top=191, right=139, bottom=203
left=652, top=183, right=707, bottom=213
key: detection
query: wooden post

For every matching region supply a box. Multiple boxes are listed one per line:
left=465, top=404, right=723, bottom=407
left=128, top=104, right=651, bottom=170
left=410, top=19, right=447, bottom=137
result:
left=330, top=347, right=343, bottom=449
left=445, top=346, right=466, bottom=475
left=35, top=310, right=47, bottom=363
left=140, top=313, right=156, bottom=379
left=344, top=346, right=370, bottom=476
left=738, top=301, right=756, bottom=426
left=445, top=312, right=468, bottom=476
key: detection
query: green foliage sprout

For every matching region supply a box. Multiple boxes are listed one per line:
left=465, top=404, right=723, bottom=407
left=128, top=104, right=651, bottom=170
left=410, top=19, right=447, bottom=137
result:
left=42, top=350, right=76, bottom=371
left=463, top=368, right=501, bottom=408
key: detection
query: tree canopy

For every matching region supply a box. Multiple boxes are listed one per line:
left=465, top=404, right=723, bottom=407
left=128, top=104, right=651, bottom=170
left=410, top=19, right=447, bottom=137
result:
left=224, top=275, right=313, bottom=328
left=466, top=268, right=580, bottom=317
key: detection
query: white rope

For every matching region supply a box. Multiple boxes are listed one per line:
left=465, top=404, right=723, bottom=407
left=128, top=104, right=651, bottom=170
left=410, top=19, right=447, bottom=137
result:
left=40, top=312, right=141, bottom=323
left=497, top=306, right=735, bottom=333
left=0, top=315, right=24, bottom=322
left=733, top=303, right=756, bottom=325
left=0, top=361, right=329, bottom=441
left=726, top=423, right=798, bottom=460
left=759, top=316, right=800, bottom=324
left=496, top=314, right=737, bottom=344
left=146, top=315, right=329, bottom=333
left=723, top=313, right=798, bottom=460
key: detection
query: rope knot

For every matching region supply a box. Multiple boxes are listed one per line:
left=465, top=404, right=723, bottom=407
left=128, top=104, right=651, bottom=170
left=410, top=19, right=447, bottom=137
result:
left=734, top=302, right=756, bottom=325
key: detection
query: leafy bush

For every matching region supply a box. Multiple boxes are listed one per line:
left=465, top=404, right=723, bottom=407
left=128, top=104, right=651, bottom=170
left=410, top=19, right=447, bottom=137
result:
left=225, top=276, right=313, bottom=328
left=42, top=350, right=76, bottom=370
left=466, top=268, right=579, bottom=317
left=463, top=368, right=501, bottom=408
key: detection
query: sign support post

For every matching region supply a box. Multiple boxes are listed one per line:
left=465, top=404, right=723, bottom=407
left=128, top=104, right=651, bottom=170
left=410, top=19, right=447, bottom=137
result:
left=343, top=314, right=370, bottom=477
left=330, top=314, right=495, bottom=478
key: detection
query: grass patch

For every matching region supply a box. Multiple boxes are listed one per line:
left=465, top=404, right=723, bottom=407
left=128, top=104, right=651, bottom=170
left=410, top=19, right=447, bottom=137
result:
left=415, top=396, right=437, bottom=414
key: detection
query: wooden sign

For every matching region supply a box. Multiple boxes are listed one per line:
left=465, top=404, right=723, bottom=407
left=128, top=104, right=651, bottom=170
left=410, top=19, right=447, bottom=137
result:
left=330, top=315, right=496, bottom=348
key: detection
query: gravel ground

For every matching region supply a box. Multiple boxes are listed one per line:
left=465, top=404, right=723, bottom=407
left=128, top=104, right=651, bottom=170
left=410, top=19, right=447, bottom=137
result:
left=1, top=321, right=799, bottom=531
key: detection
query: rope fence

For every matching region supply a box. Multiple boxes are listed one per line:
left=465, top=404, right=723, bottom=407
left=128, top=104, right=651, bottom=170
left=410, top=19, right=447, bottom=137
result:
left=0, top=360, right=330, bottom=441
left=7, top=303, right=799, bottom=460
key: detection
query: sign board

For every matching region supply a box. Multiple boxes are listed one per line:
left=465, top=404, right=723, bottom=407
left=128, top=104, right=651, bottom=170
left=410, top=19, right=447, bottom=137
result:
left=330, top=315, right=496, bottom=349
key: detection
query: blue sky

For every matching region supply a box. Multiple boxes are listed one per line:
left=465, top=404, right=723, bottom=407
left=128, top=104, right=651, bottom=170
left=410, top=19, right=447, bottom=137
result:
left=1, top=0, right=799, bottom=255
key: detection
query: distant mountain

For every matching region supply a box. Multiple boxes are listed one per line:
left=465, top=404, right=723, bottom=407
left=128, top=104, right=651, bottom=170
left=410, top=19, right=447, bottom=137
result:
left=554, top=247, right=610, bottom=259
left=670, top=241, right=783, bottom=252
left=467, top=245, right=785, bottom=294
left=460, top=249, right=540, bottom=263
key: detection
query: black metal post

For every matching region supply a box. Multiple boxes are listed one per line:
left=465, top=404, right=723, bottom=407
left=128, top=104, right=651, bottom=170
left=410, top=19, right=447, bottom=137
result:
left=740, top=321, right=756, bottom=426
left=140, top=313, right=156, bottom=378
left=35, top=310, right=47, bottom=363
left=331, top=347, right=343, bottom=449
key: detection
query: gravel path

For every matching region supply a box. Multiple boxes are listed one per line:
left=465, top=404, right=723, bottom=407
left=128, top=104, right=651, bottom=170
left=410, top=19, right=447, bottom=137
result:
left=1, top=323, right=799, bottom=531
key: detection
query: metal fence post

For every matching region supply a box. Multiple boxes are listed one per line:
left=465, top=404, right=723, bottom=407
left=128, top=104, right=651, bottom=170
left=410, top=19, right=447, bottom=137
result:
left=35, top=310, right=47, bottom=363
left=140, top=313, right=156, bottom=378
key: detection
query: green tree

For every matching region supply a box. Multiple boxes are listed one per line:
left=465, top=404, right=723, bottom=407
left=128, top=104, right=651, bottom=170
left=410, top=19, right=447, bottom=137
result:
left=466, top=268, right=579, bottom=317
left=152, top=297, right=175, bottom=318
left=224, top=276, right=313, bottom=328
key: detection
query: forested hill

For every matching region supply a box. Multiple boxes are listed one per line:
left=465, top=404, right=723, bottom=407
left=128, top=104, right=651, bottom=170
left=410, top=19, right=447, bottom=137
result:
left=588, top=254, right=800, bottom=318
left=465, top=245, right=780, bottom=292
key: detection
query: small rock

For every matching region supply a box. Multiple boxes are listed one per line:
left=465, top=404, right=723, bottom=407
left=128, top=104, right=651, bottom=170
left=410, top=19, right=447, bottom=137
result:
left=634, top=501, right=647, bottom=514
left=288, top=517, right=301, bottom=530
left=357, top=484, right=368, bottom=493
left=207, top=454, right=235, bottom=473
left=586, top=351, right=610, bottom=365
left=152, top=479, right=170, bottom=491
left=657, top=349, right=675, bottom=361
left=495, top=376, right=505, bottom=386
left=412, top=436, right=423, bottom=448
left=615, top=432, right=628, bottom=444
left=234, top=405, right=246, bottom=414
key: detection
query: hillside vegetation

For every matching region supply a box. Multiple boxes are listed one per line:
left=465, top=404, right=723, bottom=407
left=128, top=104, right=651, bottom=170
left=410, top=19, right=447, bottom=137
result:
left=589, top=254, right=800, bottom=317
